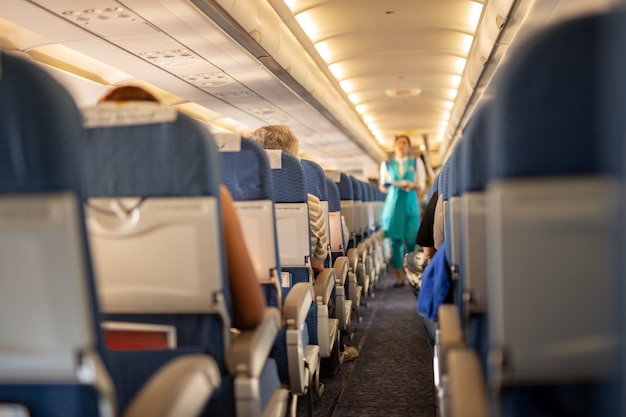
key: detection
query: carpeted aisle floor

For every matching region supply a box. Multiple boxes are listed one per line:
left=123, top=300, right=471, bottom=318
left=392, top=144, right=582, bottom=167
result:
left=297, top=268, right=437, bottom=417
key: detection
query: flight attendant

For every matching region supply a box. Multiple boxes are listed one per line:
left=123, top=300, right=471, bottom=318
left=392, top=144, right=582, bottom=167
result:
left=379, top=135, right=426, bottom=286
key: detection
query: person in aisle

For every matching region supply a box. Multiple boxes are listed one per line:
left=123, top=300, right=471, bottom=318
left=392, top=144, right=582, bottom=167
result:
left=379, top=134, right=426, bottom=287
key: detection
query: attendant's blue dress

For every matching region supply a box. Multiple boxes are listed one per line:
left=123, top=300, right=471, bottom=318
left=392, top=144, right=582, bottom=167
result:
left=381, top=158, right=419, bottom=268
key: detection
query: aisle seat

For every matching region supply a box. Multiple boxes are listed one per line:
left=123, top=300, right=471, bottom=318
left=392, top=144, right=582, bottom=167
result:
left=269, top=151, right=339, bottom=363
left=81, top=105, right=286, bottom=417
left=485, top=12, right=619, bottom=416
left=326, top=175, right=362, bottom=322
left=302, top=160, right=352, bottom=334
left=218, top=135, right=321, bottom=409
left=0, top=51, right=220, bottom=417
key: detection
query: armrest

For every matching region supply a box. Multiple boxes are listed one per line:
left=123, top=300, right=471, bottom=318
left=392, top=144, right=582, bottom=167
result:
left=333, top=256, right=348, bottom=286
left=438, top=305, right=465, bottom=348
left=228, top=307, right=281, bottom=378
left=357, top=242, right=366, bottom=259
left=346, top=248, right=358, bottom=272
left=124, top=354, right=221, bottom=417
left=313, top=268, right=335, bottom=305
left=448, top=349, right=487, bottom=417
left=283, top=282, right=314, bottom=329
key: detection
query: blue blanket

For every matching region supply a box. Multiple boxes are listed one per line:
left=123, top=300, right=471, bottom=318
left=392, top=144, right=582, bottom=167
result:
left=417, top=242, right=451, bottom=321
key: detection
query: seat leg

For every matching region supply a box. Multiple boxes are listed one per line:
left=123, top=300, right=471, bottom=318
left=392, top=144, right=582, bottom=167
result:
left=289, top=393, right=298, bottom=417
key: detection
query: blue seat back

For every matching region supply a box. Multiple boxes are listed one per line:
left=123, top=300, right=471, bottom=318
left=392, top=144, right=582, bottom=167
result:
left=461, top=101, right=492, bottom=194
left=0, top=51, right=112, bottom=417
left=220, top=137, right=281, bottom=306
left=326, top=177, right=342, bottom=213
left=326, top=177, right=347, bottom=258
left=458, top=101, right=493, bottom=376
left=485, top=13, right=619, bottom=416
left=81, top=104, right=230, bottom=414
left=218, top=137, right=296, bottom=387
left=270, top=152, right=311, bottom=286
left=301, top=159, right=329, bottom=202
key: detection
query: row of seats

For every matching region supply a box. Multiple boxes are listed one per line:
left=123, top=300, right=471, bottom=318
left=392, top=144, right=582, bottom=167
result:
left=427, top=10, right=625, bottom=417
left=217, top=133, right=390, bottom=412
left=0, top=50, right=392, bottom=417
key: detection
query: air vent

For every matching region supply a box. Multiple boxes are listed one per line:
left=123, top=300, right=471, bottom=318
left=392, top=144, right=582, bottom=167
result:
left=182, top=72, right=232, bottom=87
left=214, top=90, right=255, bottom=100
left=61, top=7, right=138, bottom=24
left=140, top=50, right=200, bottom=68
left=244, top=105, right=277, bottom=115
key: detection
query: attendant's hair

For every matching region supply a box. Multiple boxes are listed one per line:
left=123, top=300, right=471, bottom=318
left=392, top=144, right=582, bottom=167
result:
left=394, top=134, right=411, bottom=147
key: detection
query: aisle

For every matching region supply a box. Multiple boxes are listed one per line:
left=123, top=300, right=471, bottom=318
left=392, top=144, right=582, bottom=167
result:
left=298, top=269, right=436, bottom=417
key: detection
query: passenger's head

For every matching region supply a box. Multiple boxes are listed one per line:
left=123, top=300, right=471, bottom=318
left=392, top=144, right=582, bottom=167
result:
left=98, top=85, right=159, bottom=104
left=251, top=125, right=299, bottom=157
left=394, top=134, right=411, bottom=157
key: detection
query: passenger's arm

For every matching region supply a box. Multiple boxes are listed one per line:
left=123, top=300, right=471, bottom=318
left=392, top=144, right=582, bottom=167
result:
left=423, top=247, right=437, bottom=259
left=433, top=193, right=445, bottom=250
left=220, top=186, right=266, bottom=330
left=308, top=194, right=329, bottom=273
left=416, top=190, right=438, bottom=249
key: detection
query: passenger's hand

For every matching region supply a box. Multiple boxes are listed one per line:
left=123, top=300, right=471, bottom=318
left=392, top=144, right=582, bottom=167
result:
left=312, top=257, right=325, bottom=274
left=423, top=247, right=436, bottom=259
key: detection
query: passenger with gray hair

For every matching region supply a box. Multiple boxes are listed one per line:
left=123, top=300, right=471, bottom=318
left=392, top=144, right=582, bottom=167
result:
left=252, top=125, right=329, bottom=274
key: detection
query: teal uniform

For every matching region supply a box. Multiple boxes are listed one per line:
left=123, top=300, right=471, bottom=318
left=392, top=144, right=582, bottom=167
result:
left=381, top=158, right=419, bottom=268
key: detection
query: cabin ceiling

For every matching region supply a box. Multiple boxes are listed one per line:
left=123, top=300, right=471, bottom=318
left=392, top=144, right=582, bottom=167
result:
left=1, top=0, right=615, bottom=179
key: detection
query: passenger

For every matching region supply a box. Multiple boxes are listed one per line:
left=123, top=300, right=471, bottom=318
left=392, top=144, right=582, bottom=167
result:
left=379, top=135, right=426, bottom=286
left=251, top=124, right=358, bottom=371
left=220, top=185, right=267, bottom=329
left=98, top=85, right=159, bottom=103
left=415, top=190, right=439, bottom=259
left=99, top=86, right=266, bottom=329
left=251, top=125, right=329, bottom=275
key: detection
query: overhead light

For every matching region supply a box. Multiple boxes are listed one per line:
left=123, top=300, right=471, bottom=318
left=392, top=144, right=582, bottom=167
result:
left=450, top=75, right=462, bottom=88
left=328, top=63, right=343, bottom=78
left=443, top=100, right=454, bottom=110
left=284, top=0, right=298, bottom=12
left=447, top=89, right=458, bottom=99
left=467, top=2, right=484, bottom=28
left=314, top=41, right=332, bottom=61
left=340, top=79, right=354, bottom=93
left=295, top=12, right=318, bottom=38
left=460, top=34, right=474, bottom=54
left=348, top=93, right=360, bottom=104
left=454, top=57, right=467, bottom=73
left=356, top=104, right=367, bottom=114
